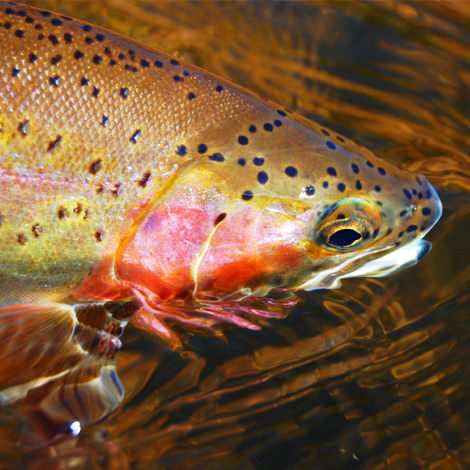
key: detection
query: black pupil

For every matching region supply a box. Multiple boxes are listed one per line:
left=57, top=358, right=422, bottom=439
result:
left=329, top=229, right=362, bottom=247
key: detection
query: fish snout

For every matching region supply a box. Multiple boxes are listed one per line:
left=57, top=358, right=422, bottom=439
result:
left=397, top=177, right=442, bottom=241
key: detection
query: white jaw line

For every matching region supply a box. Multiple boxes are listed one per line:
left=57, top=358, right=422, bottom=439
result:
left=298, top=238, right=432, bottom=291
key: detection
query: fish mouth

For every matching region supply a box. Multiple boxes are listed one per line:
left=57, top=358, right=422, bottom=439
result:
left=298, top=238, right=432, bottom=291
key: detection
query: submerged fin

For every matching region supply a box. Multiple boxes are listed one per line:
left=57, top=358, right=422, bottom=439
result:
left=0, top=301, right=126, bottom=449
left=131, top=287, right=294, bottom=346
left=0, top=302, right=79, bottom=393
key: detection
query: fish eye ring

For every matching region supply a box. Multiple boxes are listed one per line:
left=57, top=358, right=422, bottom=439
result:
left=317, top=217, right=375, bottom=252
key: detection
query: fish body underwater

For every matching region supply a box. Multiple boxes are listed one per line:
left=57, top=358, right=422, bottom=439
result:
left=0, top=1, right=442, bottom=345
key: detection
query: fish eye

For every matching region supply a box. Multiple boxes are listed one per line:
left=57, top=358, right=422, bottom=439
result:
left=315, top=198, right=381, bottom=253
left=328, top=228, right=362, bottom=248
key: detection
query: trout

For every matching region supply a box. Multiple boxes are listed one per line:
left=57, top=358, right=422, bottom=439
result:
left=0, top=2, right=442, bottom=346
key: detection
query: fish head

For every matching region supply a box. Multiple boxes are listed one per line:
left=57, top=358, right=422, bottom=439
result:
left=118, top=115, right=442, bottom=301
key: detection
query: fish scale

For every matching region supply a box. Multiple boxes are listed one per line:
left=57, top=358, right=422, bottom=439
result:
left=0, top=1, right=442, bottom=342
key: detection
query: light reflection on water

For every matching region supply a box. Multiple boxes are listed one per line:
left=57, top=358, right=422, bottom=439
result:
left=3, top=1, right=470, bottom=468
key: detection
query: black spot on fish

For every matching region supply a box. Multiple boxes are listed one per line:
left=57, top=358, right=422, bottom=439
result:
left=95, top=231, right=103, bottom=242
left=130, top=130, right=141, bottom=144
left=48, top=34, right=59, bottom=45
left=175, top=145, right=187, bottom=156
left=305, top=186, right=315, bottom=196
left=32, top=223, right=42, bottom=238
left=154, top=60, right=163, bottom=68
left=17, top=233, right=27, bottom=245
left=51, top=18, right=62, bottom=26
left=18, top=120, right=29, bottom=136
left=173, top=75, right=183, bottom=82
left=73, top=203, right=83, bottom=215
left=187, top=92, right=196, bottom=100
left=263, top=123, right=273, bottom=132
left=258, top=171, right=268, bottom=184
left=327, top=167, right=337, bottom=177
left=101, top=115, right=108, bottom=127
left=58, top=206, right=69, bottom=219
left=214, top=213, right=226, bottom=226
left=49, top=76, right=60, bottom=87
left=138, top=172, right=151, bottom=188
left=140, top=59, right=150, bottom=67
left=89, top=159, right=102, bottom=174
left=216, top=85, right=224, bottom=92
left=92, top=86, right=100, bottom=98
left=242, top=190, right=253, bottom=201
left=80, top=76, right=88, bottom=86
left=120, top=87, right=129, bottom=99
left=111, top=183, right=122, bottom=197
left=209, top=153, right=224, bottom=162
left=25, top=17, right=34, bottom=24
left=14, top=29, right=24, bottom=38
left=249, top=125, right=257, bottom=133
left=74, top=50, right=84, bottom=60
left=35, top=24, right=42, bottom=31
left=47, top=135, right=62, bottom=152
left=28, top=53, right=37, bottom=63
left=83, top=25, right=92, bottom=32
left=11, top=67, right=19, bottom=77
left=253, top=157, right=264, bottom=166
left=50, top=54, right=62, bottom=65
left=85, top=37, right=94, bottom=45
left=96, top=33, right=105, bottom=42
left=198, top=144, right=207, bottom=154
left=93, top=55, right=102, bottom=65
left=40, top=11, right=51, bottom=17
left=109, top=59, right=117, bottom=66
left=104, top=47, right=111, bottom=55
left=238, top=136, right=248, bottom=145
left=285, top=166, right=298, bottom=177
left=321, top=129, right=330, bottom=136
left=64, top=32, right=73, bottom=43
